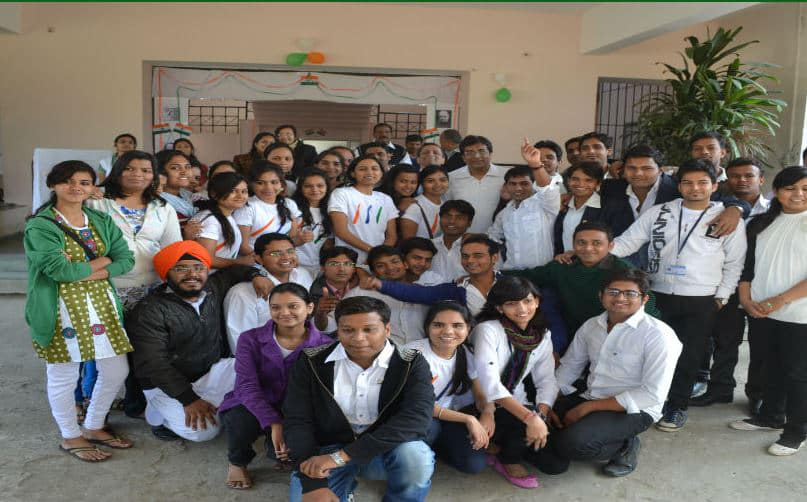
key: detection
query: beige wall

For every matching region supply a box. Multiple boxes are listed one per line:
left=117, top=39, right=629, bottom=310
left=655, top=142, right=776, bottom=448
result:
left=0, top=2, right=802, bottom=210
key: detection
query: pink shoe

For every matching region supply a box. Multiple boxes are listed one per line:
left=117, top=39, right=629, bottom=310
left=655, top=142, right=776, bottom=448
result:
left=488, top=455, right=540, bottom=489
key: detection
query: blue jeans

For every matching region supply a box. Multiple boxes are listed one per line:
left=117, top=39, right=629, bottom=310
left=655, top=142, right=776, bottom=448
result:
left=425, top=418, right=487, bottom=474
left=289, top=441, right=434, bottom=502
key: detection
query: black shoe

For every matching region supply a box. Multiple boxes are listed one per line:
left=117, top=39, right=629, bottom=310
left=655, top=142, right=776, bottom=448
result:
left=689, top=389, right=733, bottom=407
left=602, top=436, right=640, bottom=477
left=151, top=425, right=181, bottom=441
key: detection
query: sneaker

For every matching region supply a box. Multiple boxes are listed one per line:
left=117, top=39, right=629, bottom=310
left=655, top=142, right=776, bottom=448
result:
left=151, top=425, right=181, bottom=441
left=656, top=409, right=687, bottom=432
left=729, top=417, right=784, bottom=431
left=602, top=437, right=640, bottom=477
left=768, top=439, right=805, bottom=456
left=690, top=381, right=708, bottom=398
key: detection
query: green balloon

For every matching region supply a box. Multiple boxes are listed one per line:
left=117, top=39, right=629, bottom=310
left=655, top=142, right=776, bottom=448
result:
left=495, top=87, right=512, bottom=103
left=286, top=53, right=307, bottom=66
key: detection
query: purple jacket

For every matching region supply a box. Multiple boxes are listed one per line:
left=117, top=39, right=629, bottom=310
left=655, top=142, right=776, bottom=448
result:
left=219, top=320, right=332, bottom=430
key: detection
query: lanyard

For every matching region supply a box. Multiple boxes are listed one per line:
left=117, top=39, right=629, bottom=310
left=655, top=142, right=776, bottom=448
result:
left=677, top=205, right=709, bottom=256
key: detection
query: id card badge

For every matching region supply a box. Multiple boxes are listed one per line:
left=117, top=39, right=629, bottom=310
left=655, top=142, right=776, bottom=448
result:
left=665, top=264, right=687, bottom=276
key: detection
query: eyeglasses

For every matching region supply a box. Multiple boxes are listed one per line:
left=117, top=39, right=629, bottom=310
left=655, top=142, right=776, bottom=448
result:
left=265, top=248, right=297, bottom=257
left=463, top=149, right=489, bottom=158
left=325, top=261, right=356, bottom=268
left=170, top=264, right=208, bottom=274
left=603, top=288, right=643, bottom=299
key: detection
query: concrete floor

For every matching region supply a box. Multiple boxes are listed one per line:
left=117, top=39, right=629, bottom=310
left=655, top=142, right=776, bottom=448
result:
left=1, top=294, right=805, bottom=502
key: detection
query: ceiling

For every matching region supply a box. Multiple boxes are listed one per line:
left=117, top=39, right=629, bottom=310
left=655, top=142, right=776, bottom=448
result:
left=397, top=2, right=599, bottom=13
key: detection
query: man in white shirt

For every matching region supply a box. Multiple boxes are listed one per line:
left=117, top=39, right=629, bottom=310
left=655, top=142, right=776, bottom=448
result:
left=223, top=233, right=313, bottom=352
left=310, top=246, right=359, bottom=335
left=610, top=160, right=747, bottom=432
left=548, top=269, right=681, bottom=477
left=446, top=135, right=505, bottom=233
left=399, top=237, right=443, bottom=285
left=284, top=296, right=434, bottom=502
left=345, top=246, right=430, bottom=345
left=488, top=165, right=560, bottom=270
left=430, top=200, right=474, bottom=282
left=532, top=139, right=567, bottom=194
left=693, top=158, right=770, bottom=410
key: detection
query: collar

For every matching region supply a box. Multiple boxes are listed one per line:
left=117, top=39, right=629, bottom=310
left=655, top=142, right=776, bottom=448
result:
left=325, top=340, right=394, bottom=369
left=567, top=191, right=601, bottom=210
left=626, top=176, right=662, bottom=200
left=454, top=163, right=501, bottom=179
left=596, top=308, right=645, bottom=331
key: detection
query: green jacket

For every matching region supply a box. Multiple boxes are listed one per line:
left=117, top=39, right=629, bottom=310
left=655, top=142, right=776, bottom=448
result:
left=24, top=206, right=135, bottom=348
left=503, top=254, right=661, bottom=337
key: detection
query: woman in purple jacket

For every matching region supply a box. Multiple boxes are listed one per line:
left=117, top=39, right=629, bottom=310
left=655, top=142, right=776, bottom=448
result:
left=220, top=283, right=332, bottom=489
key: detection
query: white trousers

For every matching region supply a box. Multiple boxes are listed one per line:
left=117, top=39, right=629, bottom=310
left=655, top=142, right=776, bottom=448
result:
left=143, top=358, right=236, bottom=442
left=46, top=355, right=129, bottom=439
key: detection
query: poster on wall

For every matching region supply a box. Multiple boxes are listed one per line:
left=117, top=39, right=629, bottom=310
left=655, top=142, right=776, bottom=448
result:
left=32, top=148, right=111, bottom=209
left=435, top=109, right=453, bottom=128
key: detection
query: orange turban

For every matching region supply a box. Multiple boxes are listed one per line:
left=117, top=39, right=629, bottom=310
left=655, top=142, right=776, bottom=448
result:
left=153, top=240, right=212, bottom=281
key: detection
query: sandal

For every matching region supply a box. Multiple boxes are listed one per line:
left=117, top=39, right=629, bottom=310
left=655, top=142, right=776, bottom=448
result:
left=84, top=428, right=133, bottom=449
left=59, top=444, right=109, bottom=463
left=488, top=455, right=539, bottom=489
left=226, top=465, right=253, bottom=490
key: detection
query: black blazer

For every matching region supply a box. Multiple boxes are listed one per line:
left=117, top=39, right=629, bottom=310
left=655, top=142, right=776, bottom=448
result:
left=553, top=205, right=604, bottom=255
left=444, top=151, right=465, bottom=172
left=292, top=141, right=318, bottom=178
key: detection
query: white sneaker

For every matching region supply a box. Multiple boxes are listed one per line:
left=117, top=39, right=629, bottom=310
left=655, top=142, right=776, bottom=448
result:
left=729, top=418, right=783, bottom=431
left=768, top=440, right=805, bottom=456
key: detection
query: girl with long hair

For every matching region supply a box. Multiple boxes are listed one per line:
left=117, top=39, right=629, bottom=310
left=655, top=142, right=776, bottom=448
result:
left=233, top=131, right=275, bottom=178
left=400, top=164, right=450, bottom=240
left=314, top=149, right=346, bottom=191
left=291, top=168, right=334, bottom=277
left=157, top=150, right=196, bottom=226
left=731, top=166, right=807, bottom=456
left=234, top=161, right=302, bottom=256
left=472, top=276, right=557, bottom=488
left=190, top=172, right=252, bottom=269
left=25, top=161, right=135, bottom=462
left=264, top=143, right=298, bottom=195
left=405, top=301, right=494, bottom=474
left=219, top=283, right=331, bottom=489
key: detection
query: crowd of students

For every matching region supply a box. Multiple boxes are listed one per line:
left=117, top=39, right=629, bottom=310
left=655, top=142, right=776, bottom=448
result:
left=23, top=123, right=807, bottom=501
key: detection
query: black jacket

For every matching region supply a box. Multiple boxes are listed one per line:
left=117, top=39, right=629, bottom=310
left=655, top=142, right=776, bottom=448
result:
left=128, top=265, right=261, bottom=405
left=283, top=342, right=434, bottom=493
left=359, top=142, right=408, bottom=166
left=553, top=205, right=604, bottom=255
left=292, top=141, right=318, bottom=179
left=444, top=151, right=464, bottom=172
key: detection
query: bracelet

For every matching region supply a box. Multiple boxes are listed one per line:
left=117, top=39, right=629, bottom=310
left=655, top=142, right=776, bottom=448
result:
left=522, top=410, right=537, bottom=423
left=437, top=407, right=445, bottom=420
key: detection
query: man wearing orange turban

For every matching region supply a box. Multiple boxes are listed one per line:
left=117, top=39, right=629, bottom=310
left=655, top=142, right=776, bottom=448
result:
left=128, top=240, right=271, bottom=442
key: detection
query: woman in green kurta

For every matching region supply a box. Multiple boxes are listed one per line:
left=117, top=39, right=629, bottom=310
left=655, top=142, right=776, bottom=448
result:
left=25, top=160, right=135, bottom=462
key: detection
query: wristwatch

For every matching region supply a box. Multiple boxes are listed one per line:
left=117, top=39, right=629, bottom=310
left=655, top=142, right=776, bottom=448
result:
left=716, top=297, right=728, bottom=306
left=329, top=451, right=346, bottom=466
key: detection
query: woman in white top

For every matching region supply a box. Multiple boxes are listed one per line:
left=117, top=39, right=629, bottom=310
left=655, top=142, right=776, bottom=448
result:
left=400, top=164, right=449, bottom=240
left=733, top=166, right=807, bottom=456
left=405, top=301, right=493, bottom=474
left=157, top=150, right=196, bottom=226
left=191, top=172, right=252, bottom=269
left=472, top=276, right=557, bottom=489
left=234, top=161, right=302, bottom=255
left=292, top=168, right=335, bottom=277
left=89, top=150, right=182, bottom=309
left=328, top=155, right=399, bottom=265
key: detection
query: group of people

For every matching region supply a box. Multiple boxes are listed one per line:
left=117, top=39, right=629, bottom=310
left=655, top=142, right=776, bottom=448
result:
left=23, top=122, right=807, bottom=501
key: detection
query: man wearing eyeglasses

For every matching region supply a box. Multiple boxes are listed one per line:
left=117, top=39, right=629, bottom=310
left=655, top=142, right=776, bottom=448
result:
left=543, top=269, right=681, bottom=478
left=224, top=233, right=314, bottom=352
left=310, top=246, right=360, bottom=335
left=128, top=240, right=272, bottom=442
left=446, top=135, right=506, bottom=233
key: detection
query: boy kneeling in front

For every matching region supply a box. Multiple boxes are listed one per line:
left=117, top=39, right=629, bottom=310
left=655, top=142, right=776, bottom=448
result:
left=283, top=296, right=435, bottom=502
left=545, top=269, right=682, bottom=477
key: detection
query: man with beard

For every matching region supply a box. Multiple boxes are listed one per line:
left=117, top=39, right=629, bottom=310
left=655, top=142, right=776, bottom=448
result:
left=128, top=240, right=272, bottom=441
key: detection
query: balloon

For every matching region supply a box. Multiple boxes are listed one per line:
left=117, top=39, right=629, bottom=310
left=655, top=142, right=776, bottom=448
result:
left=286, top=53, right=307, bottom=66
left=307, top=52, right=326, bottom=64
left=495, top=87, right=512, bottom=103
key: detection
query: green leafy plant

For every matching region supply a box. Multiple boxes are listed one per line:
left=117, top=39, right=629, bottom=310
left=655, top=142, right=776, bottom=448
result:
left=633, top=26, right=787, bottom=167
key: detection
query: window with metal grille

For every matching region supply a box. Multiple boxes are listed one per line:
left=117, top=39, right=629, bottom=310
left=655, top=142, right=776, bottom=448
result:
left=594, top=77, right=670, bottom=159
left=369, top=105, right=427, bottom=144
left=188, top=99, right=254, bottom=134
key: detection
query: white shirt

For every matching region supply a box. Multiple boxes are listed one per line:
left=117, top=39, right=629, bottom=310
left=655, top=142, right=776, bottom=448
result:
left=296, top=207, right=331, bottom=276
left=233, top=196, right=302, bottom=249
left=191, top=210, right=242, bottom=260
left=447, top=164, right=506, bottom=233
left=545, top=172, right=567, bottom=195
left=626, top=176, right=662, bottom=219
left=612, top=199, right=747, bottom=298
left=488, top=185, right=560, bottom=269
left=750, top=210, right=807, bottom=323
left=405, top=338, right=477, bottom=410
left=327, top=341, right=395, bottom=434
left=86, top=198, right=182, bottom=288
left=471, top=320, right=557, bottom=406
left=274, top=334, right=295, bottom=358
left=457, top=276, right=491, bottom=317
left=430, top=236, right=464, bottom=282
left=401, top=194, right=443, bottom=239
left=562, top=193, right=601, bottom=252
left=749, top=194, right=771, bottom=218
left=328, top=187, right=399, bottom=264
left=343, top=287, right=427, bottom=346
left=556, top=310, right=682, bottom=422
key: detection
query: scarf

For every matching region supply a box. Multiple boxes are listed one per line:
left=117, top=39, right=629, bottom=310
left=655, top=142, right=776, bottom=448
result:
left=160, top=190, right=195, bottom=219
left=499, top=317, right=544, bottom=393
